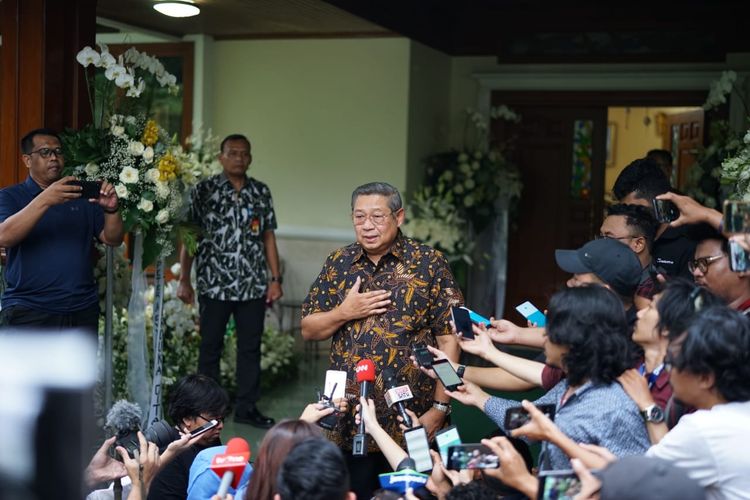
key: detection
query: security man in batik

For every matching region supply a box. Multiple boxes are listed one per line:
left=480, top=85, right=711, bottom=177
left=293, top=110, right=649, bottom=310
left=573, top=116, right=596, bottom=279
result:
left=178, top=133, right=282, bottom=429
left=301, top=181, right=462, bottom=498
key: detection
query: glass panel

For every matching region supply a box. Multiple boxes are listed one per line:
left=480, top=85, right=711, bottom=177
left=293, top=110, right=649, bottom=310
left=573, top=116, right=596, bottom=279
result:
left=670, top=124, right=680, bottom=187
left=571, top=120, right=593, bottom=199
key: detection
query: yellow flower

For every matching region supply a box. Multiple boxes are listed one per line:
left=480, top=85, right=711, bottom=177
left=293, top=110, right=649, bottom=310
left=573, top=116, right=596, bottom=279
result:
left=157, top=152, right=179, bottom=181
left=141, top=119, right=159, bottom=146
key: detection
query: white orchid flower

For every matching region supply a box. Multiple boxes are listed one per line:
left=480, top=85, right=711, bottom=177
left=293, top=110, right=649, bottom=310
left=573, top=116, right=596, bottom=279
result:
left=99, top=51, right=116, bottom=69
left=115, top=71, right=134, bottom=89
left=76, top=46, right=100, bottom=68
left=104, top=64, right=126, bottom=82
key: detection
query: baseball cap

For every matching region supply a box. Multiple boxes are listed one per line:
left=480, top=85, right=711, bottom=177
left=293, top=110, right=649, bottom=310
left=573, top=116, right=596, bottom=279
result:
left=599, top=456, right=705, bottom=500
left=555, top=239, right=641, bottom=298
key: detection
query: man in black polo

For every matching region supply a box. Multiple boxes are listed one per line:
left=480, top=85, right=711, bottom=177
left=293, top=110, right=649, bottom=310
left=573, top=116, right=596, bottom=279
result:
left=0, top=128, right=124, bottom=333
left=177, top=133, right=281, bottom=428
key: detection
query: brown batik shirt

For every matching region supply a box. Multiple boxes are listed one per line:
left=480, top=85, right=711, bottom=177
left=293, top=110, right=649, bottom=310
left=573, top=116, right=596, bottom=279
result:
left=302, top=232, right=463, bottom=451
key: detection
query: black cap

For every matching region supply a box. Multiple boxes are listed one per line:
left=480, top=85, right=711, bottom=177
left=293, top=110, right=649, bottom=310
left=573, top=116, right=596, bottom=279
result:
left=555, top=239, right=641, bottom=298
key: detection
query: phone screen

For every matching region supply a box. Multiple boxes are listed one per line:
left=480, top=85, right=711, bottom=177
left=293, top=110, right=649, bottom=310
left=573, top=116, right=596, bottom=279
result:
left=504, top=404, right=556, bottom=430
left=652, top=198, right=679, bottom=223
left=515, top=301, right=546, bottom=327
left=190, top=419, right=218, bottom=437
left=435, top=426, right=461, bottom=465
left=432, top=359, right=463, bottom=390
left=403, top=426, right=433, bottom=472
left=729, top=240, right=750, bottom=272
left=451, top=306, right=474, bottom=339
left=70, top=180, right=102, bottom=199
left=537, top=470, right=581, bottom=500
left=447, top=444, right=499, bottom=470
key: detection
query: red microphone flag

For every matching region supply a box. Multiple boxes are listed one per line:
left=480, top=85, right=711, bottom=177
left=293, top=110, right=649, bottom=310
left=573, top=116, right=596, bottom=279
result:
left=355, top=359, right=376, bottom=383
left=210, top=437, right=251, bottom=490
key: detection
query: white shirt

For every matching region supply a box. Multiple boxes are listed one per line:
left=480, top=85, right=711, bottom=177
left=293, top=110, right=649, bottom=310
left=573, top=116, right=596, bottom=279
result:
left=647, top=401, right=750, bottom=500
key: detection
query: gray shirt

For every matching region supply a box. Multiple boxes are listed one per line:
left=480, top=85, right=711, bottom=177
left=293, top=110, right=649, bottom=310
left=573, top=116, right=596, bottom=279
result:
left=484, top=379, right=650, bottom=470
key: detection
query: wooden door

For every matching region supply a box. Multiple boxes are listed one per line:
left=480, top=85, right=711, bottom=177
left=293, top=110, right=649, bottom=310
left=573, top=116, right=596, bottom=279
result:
left=664, top=109, right=704, bottom=189
left=492, top=95, right=608, bottom=317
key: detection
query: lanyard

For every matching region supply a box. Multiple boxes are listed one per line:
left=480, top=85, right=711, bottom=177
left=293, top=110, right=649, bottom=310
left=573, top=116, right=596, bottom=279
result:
left=638, top=363, right=664, bottom=389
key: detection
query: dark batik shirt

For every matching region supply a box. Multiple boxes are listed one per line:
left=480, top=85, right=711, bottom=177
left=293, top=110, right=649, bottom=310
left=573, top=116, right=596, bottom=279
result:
left=188, top=173, right=276, bottom=301
left=302, top=232, right=463, bottom=451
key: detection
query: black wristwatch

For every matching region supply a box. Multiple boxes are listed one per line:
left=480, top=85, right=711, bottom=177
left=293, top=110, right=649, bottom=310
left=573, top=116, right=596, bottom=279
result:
left=640, top=404, right=665, bottom=423
left=456, top=364, right=466, bottom=378
left=269, top=276, right=283, bottom=284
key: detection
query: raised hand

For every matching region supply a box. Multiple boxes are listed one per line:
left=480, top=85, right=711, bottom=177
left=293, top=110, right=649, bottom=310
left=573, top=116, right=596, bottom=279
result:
left=97, top=180, right=119, bottom=211
left=39, top=175, right=82, bottom=206
left=338, top=276, right=391, bottom=321
left=510, top=399, right=559, bottom=441
left=486, top=318, right=522, bottom=344
left=618, top=369, right=656, bottom=410
left=444, top=380, right=490, bottom=410
left=481, top=437, right=538, bottom=498
left=458, top=325, right=497, bottom=359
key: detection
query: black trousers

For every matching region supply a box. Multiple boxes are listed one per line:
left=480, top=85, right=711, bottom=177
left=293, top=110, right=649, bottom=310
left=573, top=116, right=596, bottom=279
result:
left=0, top=303, right=99, bottom=337
left=198, top=295, right=265, bottom=410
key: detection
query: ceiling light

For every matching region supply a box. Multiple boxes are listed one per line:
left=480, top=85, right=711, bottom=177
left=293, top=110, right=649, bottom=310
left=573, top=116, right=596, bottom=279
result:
left=153, top=1, right=200, bottom=18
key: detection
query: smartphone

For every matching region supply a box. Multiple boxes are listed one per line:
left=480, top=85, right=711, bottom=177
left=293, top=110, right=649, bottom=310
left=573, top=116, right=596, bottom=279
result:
left=461, top=306, right=491, bottom=327
left=451, top=306, right=474, bottom=339
left=413, top=344, right=434, bottom=368
left=723, top=200, right=750, bottom=233
left=515, top=301, right=546, bottom=327
left=431, top=359, right=463, bottom=391
left=504, top=404, right=556, bottom=430
left=447, top=444, right=499, bottom=470
left=729, top=239, right=750, bottom=272
left=537, top=470, right=581, bottom=500
left=403, top=426, right=433, bottom=473
left=652, top=198, right=679, bottom=223
left=190, top=419, right=218, bottom=438
left=435, top=425, right=462, bottom=465
left=69, top=180, right=102, bottom=199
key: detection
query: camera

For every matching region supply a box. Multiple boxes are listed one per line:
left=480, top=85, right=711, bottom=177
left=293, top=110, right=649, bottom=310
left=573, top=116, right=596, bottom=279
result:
left=315, top=390, right=343, bottom=431
left=112, top=420, right=176, bottom=460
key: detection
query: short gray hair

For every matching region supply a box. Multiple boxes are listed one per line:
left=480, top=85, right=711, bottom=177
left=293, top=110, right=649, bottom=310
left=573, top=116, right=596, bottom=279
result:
left=350, top=182, right=403, bottom=212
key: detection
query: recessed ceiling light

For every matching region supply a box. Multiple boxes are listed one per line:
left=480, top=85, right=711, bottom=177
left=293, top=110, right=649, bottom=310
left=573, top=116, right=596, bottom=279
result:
left=153, top=1, right=200, bottom=18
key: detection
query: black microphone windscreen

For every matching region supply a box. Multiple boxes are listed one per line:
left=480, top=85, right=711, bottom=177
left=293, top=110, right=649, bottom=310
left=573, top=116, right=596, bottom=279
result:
left=105, top=400, right=142, bottom=433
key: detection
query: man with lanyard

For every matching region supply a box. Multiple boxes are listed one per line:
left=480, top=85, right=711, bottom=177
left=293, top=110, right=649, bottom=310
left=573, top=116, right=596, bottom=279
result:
left=178, top=133, right=282, bottom=428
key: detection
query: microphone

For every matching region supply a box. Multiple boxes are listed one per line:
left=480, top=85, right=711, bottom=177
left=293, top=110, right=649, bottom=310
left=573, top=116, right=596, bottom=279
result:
left=352, top=359, right=376, bottom=457
left=210, top=437, right=251, bottom=498
left=382, top=367, right=413, bottom=428
left=105, top=400, right=144, bottom=459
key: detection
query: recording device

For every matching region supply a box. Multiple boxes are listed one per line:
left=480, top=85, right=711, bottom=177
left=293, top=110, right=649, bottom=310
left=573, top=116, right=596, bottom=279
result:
left=190, top=419, right=219, bottom=438
left=447, top=444, right=499, bottom=470
left=537, top=469, right=582, bottom=500
left=353, top=359, right=376, bottom=456
left=515, top=301, right=547, bottom=327
left=315, top=383, right=343, bottom=431
left=105, top=400, right=176, bottom=459
left=451, top=306, right=474, bottom=339
left=723, top=200, right=750, bottom=233
left=504, top=404, right=556, bottom=431
left=382, top=367, right=414, bottom=428
left=729, top=239, right=750, bottom=272
left=652, top=198, right=680, bottom=223
left=68, top=180, right=102, bottom=199
left=403, top=426, right=433, bottom=472
left=210, top=437, right=251, bottom=498
left=431, top=359, right=463, bottom=391
left=378, top=457, right=430, bottom=494
left=413, top=344, right=434, bottom=368
left=435, top=425, right=462, bottom=464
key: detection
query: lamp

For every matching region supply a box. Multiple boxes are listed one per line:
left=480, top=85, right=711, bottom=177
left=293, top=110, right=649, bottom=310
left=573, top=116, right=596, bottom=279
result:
left=153, top=0, right=200, bottom=18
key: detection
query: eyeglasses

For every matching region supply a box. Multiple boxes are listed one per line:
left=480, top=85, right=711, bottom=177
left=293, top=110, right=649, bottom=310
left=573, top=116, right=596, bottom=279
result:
left=352, top=211, right=395, bottom=226
left=597, top=233, right=635, bottom=242
left=198, top=414, right=224, bottom=424
left=27, top=147, right=64, bottom=158
left=688, top=254, right=725, bottom=274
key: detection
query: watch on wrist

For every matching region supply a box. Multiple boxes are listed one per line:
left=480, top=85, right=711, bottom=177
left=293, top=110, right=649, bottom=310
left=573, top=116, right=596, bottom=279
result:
left=640, top=404, right=665, bottom=423
left=456, top=364, right=466, bottom=378
left=269, top=276, right=283, bottom=284
left=432, top=400, right=451, bottom=415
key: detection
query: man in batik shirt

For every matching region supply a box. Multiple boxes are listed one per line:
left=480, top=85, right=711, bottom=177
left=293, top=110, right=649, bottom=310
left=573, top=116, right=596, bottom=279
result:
left=177, top=133, right=282, bottom=429
left=301, top=182, right=462, bottom=498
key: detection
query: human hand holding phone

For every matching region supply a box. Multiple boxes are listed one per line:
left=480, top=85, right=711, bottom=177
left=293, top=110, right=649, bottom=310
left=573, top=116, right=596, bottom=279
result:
left=481, top=437, right=539, bottom=498
left=508, top=400, right=559, bottom=442
left=443, top=379, right=490, bottom=410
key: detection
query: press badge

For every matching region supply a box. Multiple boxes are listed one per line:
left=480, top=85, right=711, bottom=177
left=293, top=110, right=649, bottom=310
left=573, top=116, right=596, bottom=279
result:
left=249, top=217, right=261, bottom=235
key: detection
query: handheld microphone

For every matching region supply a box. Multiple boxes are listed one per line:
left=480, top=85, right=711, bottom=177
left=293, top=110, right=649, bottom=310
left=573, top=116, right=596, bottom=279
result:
left=382, top=368, right=413, bottom=428
left=352, top=359, right=376, bottom=457
left=210, top=437, right=251, bottom=497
